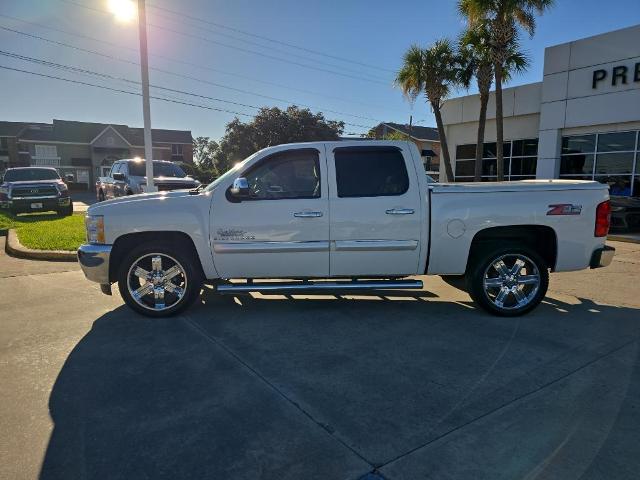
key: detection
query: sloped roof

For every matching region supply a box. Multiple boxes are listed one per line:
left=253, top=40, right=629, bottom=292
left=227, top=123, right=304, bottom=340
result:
left=0, top=121, right=28, bottom=137
left=384, top=123, right=439, bottom=142
left=11, top=119, right=192, bottom=145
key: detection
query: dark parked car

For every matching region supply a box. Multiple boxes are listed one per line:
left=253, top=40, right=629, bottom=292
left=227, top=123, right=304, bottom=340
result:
left=610, top=195, right=640, bottom=232
left=0, top=167, right=73, bottom=216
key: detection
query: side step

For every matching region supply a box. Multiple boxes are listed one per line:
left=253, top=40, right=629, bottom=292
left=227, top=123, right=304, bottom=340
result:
left=216, top=279, right=423, bottom=294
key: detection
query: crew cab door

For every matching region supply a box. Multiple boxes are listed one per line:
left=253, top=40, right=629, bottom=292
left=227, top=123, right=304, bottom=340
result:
left=211, top=147, right=329, bottom=278
left=327, top=144, right=423, bottom=276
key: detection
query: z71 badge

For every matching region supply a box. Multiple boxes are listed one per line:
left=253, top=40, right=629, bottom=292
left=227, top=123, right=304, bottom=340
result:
left=547, top=204, right=582, bottom=215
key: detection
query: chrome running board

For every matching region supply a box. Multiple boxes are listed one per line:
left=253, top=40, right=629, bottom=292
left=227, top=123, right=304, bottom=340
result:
left=216, top=279, right=423, bottom=294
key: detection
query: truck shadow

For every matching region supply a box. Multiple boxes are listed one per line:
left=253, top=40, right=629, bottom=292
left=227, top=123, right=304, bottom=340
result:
left=40, top=293, right=640, bottom=479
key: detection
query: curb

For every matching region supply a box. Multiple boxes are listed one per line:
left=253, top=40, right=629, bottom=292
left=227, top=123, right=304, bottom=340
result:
left=609, top=235, right=640, bottom=244
left=5, top=229, right=77, bottom=262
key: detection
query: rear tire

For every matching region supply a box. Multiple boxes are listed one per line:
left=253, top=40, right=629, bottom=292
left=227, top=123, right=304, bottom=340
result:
left=117, top=242, right=203, bottom=317
left=466, top=244, right=549, bottom=317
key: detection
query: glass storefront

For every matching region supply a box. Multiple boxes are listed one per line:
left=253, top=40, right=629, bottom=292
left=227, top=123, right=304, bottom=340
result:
left=454, top=138, right=538, bottom=182
left=560, top=130, right=639, bottom=197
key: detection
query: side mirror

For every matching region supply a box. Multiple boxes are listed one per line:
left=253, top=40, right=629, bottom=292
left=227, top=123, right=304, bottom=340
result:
left=113, top=172, right=125, bottom=181
left=230, top=177, right=250, bottom=197
left=65, top=174, right=74, bottom=183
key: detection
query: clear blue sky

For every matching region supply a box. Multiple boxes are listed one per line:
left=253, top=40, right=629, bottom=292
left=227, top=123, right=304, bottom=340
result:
left=1, top=0, right=639, bottom=140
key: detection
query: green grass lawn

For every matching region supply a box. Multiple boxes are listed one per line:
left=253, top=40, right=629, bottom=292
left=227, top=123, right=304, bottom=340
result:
left=0, top=210, right=85, bottom=251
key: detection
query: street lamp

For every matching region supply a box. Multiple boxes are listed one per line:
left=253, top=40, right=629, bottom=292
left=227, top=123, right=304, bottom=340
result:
left=108, top=0, right=156, bottom=192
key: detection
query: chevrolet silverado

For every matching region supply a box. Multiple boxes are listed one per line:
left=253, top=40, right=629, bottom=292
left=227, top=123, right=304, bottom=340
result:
left=77, top=141, right=614, bottom=317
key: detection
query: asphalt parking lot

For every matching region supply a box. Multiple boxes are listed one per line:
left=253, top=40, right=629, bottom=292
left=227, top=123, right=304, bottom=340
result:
left=1, top=239, right=639, bottom=480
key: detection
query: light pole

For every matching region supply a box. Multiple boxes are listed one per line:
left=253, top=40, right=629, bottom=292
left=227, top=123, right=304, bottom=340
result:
left=137, top=0, right=155, bottom=192
left=108, top=0, right=155, bottom=192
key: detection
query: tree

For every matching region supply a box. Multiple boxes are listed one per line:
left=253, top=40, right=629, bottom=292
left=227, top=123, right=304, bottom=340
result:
left=458, top=24, right=528, bottom=181
left=396, top=40, right=461, bottom=181
left=213, top=106, right=344, bottom=174
left=193, top=136, right=219, bottom=171
left=459, top=0, right=554, bottom=180
left=365, top=126, right=410, bottom=140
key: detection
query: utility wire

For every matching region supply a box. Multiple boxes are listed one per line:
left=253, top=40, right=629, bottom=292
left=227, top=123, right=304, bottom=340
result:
left=59, top=0, right=396, bottom=74
left=0, top=64, right=374, bottom=130
left=0, top=50, right=262, bottom=110
left=0, top=64, right=254, bottom=117
left=148, top=9, right=390, bottom=82
left=55, top=0, right=390, bottom=85
left=0, top=12, right=392, bottom=111
left=0, top=24, right=385, bottom=123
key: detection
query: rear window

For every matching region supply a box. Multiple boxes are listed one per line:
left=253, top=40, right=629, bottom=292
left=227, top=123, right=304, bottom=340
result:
left=129, top=161, right=186, bottom=178
left=334, top=147, right=409, bottom=197
left=3, top=168, right=60, bottom=182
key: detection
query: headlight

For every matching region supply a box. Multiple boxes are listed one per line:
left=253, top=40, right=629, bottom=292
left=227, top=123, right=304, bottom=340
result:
left=85, top=215, right=105, bottom=244
left=56, top=182, right=68, bottom=194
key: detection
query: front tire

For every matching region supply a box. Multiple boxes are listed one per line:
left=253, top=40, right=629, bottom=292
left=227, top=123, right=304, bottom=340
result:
left=57, top=201, right=73, bottom=216
left=466, top=244, right=549, bottom=317
left=117, top=243, right=203, bottom=317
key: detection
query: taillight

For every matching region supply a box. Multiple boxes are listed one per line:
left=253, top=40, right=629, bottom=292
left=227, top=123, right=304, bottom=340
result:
left=595, top=200, right=611, bottom=237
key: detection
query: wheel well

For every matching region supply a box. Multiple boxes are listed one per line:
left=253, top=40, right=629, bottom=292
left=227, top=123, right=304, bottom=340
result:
left=109, top=231, right=204, bottom=282
left=467, top=225, right=557, bottom=272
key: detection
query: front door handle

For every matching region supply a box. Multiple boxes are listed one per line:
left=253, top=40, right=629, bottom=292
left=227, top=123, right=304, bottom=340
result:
left=386, top=208, right=415, bottom=215
left=293, top=211, right=323, bottom=218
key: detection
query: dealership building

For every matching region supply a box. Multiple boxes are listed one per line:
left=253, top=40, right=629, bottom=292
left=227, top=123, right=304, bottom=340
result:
left=441, top=24, right=640, bottom=197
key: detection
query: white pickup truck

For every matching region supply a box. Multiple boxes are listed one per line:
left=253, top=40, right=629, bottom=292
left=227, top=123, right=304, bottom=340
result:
left=77, top=141, right=614, bottom=317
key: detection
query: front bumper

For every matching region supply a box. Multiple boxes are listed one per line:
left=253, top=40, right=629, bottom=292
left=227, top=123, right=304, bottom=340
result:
left=590, top=245, right=615, bottom=269
left=1, top=196, right=70, bottom=212
left=77, top=243, right=112, bottom=284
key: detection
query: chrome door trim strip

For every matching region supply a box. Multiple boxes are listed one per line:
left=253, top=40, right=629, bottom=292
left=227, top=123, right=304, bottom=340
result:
left=333, top=240, right=419, bottom=252
left=213, top=240, right=330, bottom=254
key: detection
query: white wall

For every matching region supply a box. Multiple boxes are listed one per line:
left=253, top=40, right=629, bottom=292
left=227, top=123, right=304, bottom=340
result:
left=441, top=83, right=542, bottom=180
left=537, top=24, right=640, bottom=178
left=441, top=25, right=640, bottom=181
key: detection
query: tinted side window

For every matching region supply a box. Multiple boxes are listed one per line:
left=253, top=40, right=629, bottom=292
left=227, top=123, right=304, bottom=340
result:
left=334, top=147, right=409, bottom=197
left=242, top=149, right=320, bottom=200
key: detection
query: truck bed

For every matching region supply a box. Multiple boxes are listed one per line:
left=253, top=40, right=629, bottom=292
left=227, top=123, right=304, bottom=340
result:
left=430, top=179, right=606, bottom=194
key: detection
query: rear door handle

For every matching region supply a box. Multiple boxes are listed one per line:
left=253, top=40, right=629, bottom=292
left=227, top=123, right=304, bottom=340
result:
left=385, top=208, right=415, bottom=215
left=293, top=211, right=323, bottom=218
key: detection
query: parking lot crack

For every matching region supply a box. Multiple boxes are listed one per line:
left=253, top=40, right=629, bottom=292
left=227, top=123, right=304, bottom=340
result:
left=181, top=315, right=374, bottom=468
left=377, top=336, right=639, bottom=471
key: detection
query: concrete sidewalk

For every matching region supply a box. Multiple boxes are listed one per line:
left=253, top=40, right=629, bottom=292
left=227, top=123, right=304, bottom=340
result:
left=70, top=191, right=96, bottom=213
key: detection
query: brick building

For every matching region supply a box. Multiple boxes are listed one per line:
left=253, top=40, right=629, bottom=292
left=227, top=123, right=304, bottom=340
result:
left=0, top=119, right=193, bottom=189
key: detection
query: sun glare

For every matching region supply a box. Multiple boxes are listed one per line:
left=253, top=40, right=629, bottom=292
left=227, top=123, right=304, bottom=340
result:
left=107, top=0, right=137, bottom=22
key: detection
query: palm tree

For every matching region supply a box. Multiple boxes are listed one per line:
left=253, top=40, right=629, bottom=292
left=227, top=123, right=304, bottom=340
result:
left=396, top=40, right=460, bottom=182
left=458, top=24, right=529, bottom=181
left=458, top=0, right=554, bottom=180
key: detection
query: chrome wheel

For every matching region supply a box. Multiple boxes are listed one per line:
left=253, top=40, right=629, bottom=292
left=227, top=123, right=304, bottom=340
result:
left=482, top=254, right=540, bottom=311
left=126, top=253, right=188, bottom=311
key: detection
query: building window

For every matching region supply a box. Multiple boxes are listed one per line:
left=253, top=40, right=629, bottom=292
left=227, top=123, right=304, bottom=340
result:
left=560, top=131, right=639, bottom=197
left=33, top=145, right=60, bottom=166
left=0, top=137, right=8, bottom=153
left=454, top=139, right=538, bottom=182
left=171, top=144, right=183, bottom=162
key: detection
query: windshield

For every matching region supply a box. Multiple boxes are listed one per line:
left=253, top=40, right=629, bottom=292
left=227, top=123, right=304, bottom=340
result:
left=204, top=154, right=256, bottom=192
left=128, top=161, right=186, bottom=178
left=3, top=168, right=60, bottom=182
